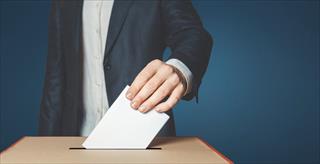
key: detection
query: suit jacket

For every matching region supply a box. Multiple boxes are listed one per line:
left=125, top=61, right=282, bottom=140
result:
left=39, top=0, right=213, bottom=136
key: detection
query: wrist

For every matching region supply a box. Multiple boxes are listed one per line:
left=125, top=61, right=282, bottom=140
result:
left=166, top=58, right=193, bottom=96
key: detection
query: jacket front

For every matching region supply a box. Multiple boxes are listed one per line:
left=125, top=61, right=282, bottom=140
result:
left=39, top=0, right=213, bottom=136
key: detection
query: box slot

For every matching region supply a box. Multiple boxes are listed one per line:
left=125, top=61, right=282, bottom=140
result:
left=69, top=147, right=161, bottom=150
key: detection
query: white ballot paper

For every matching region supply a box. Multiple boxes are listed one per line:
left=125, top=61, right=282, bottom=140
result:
left=82, top=85, right=169, bottom=149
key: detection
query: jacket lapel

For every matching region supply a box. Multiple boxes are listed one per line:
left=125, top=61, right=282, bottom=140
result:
left=74, top=0, right=133, bottom=63
left=104, top=0, right=133, bottom=60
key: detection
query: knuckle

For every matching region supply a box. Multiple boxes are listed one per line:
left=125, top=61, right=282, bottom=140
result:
left=130, top=85, right=138, bottom=93
left=147, top=100, right=156, bottom=107
left=158, top=89, right=168, bottom=97
left=146, top=80, right=157, bottom=89
left=142, top=69, right=153, bottom=77
left=140, top=92, right=149, bottom=100
left=162, top=64, right=174, bottom=73
left=171, top=74, right=180, bottom=84
left=154, top=71, right=164, bottom=78
left=134, top=96, right=144, bottom=103
left=168, top=76, right=179, bottom=87
left=152, top=59, right=162, bottom=66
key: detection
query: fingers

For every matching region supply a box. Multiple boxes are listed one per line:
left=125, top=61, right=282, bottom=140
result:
left=130, top=72, right=166, bottom=110
left=126, top=59, right=185, bottom=113
left=137, top=73, right=181, bottom=113
left=131, top=64, right=176, bottom=110
left=154, top=83, right=184, bottom=112
left=126, top=59, right=162, bottom=100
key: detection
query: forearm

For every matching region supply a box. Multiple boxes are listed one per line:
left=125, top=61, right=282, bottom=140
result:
left=162, top=0, right=213, bottom=101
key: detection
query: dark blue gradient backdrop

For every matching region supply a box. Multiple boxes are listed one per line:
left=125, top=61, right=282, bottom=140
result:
left=1, top=0, right=319, bottom=163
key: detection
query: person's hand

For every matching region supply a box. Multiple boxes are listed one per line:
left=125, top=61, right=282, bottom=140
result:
left=126, top=59, right=186, bottom=113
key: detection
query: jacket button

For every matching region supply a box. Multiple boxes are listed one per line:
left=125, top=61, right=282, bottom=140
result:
left=106, top=65, right=111, bottom=70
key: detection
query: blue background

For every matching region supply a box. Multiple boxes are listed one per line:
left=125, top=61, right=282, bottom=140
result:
left=1, top=0, right=319, bottom=163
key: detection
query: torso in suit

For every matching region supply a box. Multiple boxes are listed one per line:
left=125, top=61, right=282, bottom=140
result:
left=39, top=0, right=213, bottom=136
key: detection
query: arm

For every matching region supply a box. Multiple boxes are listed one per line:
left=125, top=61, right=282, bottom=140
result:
left=162, top=0, right=213, bottom=102
left=38, top=1, right=64, bottom=135
left=126, top=0, right=213, bottom=113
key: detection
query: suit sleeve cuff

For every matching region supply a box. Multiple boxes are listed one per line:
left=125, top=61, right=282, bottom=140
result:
left=166, top=58, right=193, bottom=96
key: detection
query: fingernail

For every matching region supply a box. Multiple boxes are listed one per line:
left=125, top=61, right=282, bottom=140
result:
left=131, top=101, right=138, bottom=109
left=126, top=92, right=132, bottom=99
left=138, top=105, right=147, bottom=112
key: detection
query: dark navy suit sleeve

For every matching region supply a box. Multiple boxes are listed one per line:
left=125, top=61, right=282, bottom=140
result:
left=161, top=0, right=213, bottom=102
left=38, top=1, right=64, bottom=135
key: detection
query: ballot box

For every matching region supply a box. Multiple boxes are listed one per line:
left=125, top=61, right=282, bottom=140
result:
left=0, top=137, right=233, bottom=163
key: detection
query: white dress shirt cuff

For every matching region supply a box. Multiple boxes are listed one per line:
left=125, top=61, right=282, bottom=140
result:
left=166, top=58, right=193, bottom=96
